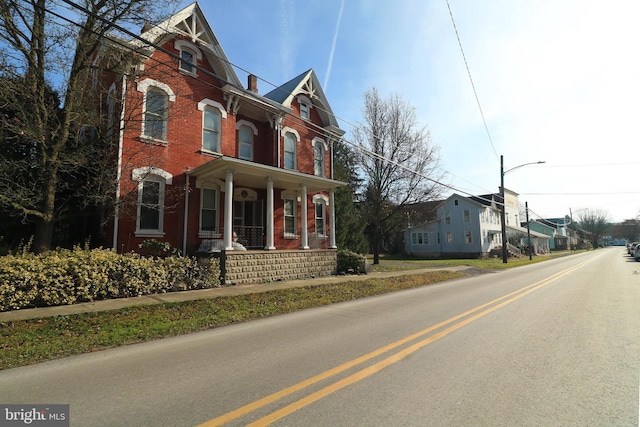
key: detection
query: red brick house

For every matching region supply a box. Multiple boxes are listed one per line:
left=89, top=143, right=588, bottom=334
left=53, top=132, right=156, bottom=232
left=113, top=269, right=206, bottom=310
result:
left=100, top=3, right=345, bottom=282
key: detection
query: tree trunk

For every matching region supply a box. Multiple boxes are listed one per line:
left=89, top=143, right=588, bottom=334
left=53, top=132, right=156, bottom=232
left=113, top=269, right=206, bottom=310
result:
left=33, top=219, right=54, bottom=253
left=32, top=170, right=58, bottom=253
left=372, top=223, right=380, bottom=265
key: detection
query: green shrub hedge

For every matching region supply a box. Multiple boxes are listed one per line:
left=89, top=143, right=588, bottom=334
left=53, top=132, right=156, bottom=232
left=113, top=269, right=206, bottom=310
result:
left=0, top=248, right=220, bottom=311
left=336, top=249, right=366, bottom=274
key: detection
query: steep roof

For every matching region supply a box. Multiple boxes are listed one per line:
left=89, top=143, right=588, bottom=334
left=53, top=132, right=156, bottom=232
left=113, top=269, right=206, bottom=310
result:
left=469, top=193, right=498, bottom=207
left=264, top=69, right=342, bottom=131
left=133, top=2, right=242, bottom=87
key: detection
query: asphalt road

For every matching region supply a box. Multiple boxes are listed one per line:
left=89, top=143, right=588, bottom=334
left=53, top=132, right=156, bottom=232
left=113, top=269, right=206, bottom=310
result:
left=2, top=247, right=639, bottom=426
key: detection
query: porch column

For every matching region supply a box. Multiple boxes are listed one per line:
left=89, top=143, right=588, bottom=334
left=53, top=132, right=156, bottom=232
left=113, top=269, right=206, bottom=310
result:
left=224, top=169, right=234, bottom=250
left=300, top=184, right=309, bottom=249
left=265, top=176, right=275, bottom=250
left=329, top=189, right=337, bottom=249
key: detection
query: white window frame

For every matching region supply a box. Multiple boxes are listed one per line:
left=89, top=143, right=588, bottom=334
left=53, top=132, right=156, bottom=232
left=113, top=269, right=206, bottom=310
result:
left=199, top=186, right=219, bottom=238
left=136, top=79, right=176, bottom=144
left=312, top=137, right=327, bottom=177
left=281, top=190, right=298, bottom=238
left=198, top=99, right=226, bottom=154
left=313, top=194, right=329, bottom=238
left=282, top=127, right=300, bottom=170
left=132, top=167, right=172, bottom=237
left=298, top=95, right=312, bottom=119
left=174, top=39, right=202, bottom=76
left=236, top=120, right=258, bottom=161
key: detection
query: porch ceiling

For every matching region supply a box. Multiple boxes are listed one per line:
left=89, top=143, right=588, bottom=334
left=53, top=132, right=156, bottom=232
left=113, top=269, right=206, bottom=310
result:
left=187, top=155, right=346, bottom=192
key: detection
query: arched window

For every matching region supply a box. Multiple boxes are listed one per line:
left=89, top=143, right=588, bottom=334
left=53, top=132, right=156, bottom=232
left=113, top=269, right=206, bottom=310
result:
left=312, top=138, right=327, bottom=177
left=298, top=95, right=312, bottom=120
left=236, top=120, right=258, bottom=161
left=174, top=39, right=202, bottom=75
left=137, top=79, right=175, bottom=143
left=282, top=128, right=300, bottom=170
left=180, top=49, right=195, bottom=73
left=202, top=107, right=221, bottom=152
left=198, top=99, right=226, bottom=154
left=144, top=88, right=168, bottom=140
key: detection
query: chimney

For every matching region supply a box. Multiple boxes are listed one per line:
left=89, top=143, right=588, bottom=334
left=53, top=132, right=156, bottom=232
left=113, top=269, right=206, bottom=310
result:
left=248, top=74, right=258, bottom=92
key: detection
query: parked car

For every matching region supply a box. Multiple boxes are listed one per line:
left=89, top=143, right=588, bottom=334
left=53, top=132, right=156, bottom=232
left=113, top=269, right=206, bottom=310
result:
left=628, top=242, right=639, bottom=255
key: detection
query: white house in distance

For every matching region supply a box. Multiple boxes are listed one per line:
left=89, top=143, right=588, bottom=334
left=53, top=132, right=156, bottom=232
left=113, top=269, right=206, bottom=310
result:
left=405, top=189, right=551, bottom=258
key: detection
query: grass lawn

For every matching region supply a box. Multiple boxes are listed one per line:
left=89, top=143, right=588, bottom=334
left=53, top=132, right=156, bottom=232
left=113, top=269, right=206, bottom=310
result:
left=0, top=252, right=576, bottom=370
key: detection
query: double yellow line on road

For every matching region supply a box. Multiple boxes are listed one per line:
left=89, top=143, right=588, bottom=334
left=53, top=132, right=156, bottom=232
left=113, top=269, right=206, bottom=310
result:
left=200, top=258, right=593, bottom=426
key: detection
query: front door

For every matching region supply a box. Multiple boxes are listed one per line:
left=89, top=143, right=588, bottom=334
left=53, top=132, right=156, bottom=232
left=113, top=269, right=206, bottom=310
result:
left=233, top=200, right=264, bottom=248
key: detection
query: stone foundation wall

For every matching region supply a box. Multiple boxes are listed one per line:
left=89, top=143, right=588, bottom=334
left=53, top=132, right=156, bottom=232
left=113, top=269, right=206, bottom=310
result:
left=221, top=249, right=337, bottom=286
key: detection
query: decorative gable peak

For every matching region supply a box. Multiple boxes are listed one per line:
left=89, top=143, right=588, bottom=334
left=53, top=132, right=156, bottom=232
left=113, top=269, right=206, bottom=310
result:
left=264, top=69, right=342, bottom=133
left=171, top=6, right=215, bottom=49
left=134, top=2, right=241, bottom=87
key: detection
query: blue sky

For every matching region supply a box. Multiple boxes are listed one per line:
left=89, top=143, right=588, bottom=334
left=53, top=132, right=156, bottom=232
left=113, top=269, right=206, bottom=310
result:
left=196, top=0, right=640, bottom=223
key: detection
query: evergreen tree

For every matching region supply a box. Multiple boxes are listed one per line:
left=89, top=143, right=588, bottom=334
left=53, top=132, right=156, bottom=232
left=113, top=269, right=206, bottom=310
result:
left=333, top=139, right=368, bottom=253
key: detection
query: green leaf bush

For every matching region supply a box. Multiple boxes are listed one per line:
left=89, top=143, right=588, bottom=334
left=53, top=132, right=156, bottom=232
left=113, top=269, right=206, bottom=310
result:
left=0, top=248, right=220, bottom=311
left=336, top=249, right=367, bottom=275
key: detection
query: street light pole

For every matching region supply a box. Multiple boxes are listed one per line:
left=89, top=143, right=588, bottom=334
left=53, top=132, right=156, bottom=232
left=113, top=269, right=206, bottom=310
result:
left=500, top=155, right=545, bottom=264
left=501, top=156, right=507, bottom=263
left=526, top=201, right=532, bottom=260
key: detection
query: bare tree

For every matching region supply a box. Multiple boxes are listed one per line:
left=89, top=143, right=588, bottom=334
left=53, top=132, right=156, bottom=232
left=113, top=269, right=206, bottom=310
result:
left=352, top=88, right=444, bottom=264
left=0, top=0, right=179, bottom=252
left=612, top=219, right=639, bottom=243
left=576, top=208, right=611, bottom=248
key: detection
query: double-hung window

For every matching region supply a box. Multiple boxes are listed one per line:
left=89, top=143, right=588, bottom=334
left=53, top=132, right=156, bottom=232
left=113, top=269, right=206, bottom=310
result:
left=238, top=126, right=252, bottom=160
left=236, top=120, right=257, bottom=161
left=284, top=199, right=296, bottom=236
left=137, top=79, right=175, bottom=143
left=200, top=187, right=218, bottom=236
left=313, top=140, right=325, bottom=177
left=132, top=167, right=172, bottom=237
left=202, top=107, right=221, bottom=152
left=315, top=201, right=326, bottom=237
left=284, top=132, right=296, bottom=169
left=175, top=39, right=201, bottom=75
left=282, top=190, right=297, bottom=238
left=144, top=88, right=168, bottom=140
left=180, top=49, right=195, bottom=73
left=139, top=179, right=161, bottom=231
left=300, top=102, right=310, bottom=119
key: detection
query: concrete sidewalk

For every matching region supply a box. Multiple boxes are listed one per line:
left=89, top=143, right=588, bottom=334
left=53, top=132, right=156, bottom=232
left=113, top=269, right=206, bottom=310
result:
left=0, top=266, right=471, bottom=322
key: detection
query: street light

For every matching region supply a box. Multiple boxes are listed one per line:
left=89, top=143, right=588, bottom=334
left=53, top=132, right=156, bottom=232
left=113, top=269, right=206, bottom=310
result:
left=500, top=155, right=545, bottom=263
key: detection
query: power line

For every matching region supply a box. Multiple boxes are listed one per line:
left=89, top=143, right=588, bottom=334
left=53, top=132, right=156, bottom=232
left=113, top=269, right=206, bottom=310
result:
left=35, top=0, right=502, bottom=208
left=445, top=0, right=498, bottom=159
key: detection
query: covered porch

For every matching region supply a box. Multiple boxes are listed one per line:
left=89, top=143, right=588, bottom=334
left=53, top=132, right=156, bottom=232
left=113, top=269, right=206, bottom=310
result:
left=507, top=225, right=551, bottom=256
left=184, top=156, right=345, bottom=254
